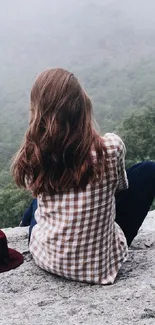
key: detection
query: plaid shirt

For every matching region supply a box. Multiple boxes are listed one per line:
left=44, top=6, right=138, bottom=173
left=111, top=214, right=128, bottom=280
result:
left=29, top=133, right=128, bottom=284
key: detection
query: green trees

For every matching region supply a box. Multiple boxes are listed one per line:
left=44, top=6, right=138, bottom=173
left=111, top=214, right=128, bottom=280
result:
left=0, top=181, right=32, bottom=228
left=118, top=105, right=155, bottom=167
left=1, top=104, right=155, bottom=228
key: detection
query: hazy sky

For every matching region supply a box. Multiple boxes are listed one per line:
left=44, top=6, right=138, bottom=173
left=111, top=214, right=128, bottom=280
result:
left=1, top=1, right=155, bottom=78
left=1, top=0, right=155, bottom=121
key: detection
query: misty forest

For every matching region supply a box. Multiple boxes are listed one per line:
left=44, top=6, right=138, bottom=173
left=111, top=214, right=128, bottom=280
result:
left=1, top=0, right=155, bottom=227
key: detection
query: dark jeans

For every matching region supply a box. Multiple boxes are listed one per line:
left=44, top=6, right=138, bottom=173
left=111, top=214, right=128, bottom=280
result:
left=116, top=161, right=155, bottom=245
left=28, top=161, right=155, bottom=246
left=21, top=198, right=37, bottom=243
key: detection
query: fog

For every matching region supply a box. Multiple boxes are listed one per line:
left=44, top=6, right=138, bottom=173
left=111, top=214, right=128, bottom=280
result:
left=1, top=0, right=155, bottom=145
left=1, top=0, right=155, bottom=83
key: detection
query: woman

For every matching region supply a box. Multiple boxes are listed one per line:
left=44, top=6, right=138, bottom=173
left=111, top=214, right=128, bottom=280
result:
left=11, top=69, right=155, bottom=284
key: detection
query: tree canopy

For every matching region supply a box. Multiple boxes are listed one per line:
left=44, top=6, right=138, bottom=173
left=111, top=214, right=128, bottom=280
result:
left=118, top=105, right=155, bottom=167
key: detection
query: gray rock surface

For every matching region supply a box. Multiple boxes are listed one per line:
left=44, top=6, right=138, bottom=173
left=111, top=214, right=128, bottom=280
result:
left=1, top=211, right=155, bottom=325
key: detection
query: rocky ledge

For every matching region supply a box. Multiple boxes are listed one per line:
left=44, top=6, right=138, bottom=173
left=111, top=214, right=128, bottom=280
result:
left=1, top=211, right=155, bottom=325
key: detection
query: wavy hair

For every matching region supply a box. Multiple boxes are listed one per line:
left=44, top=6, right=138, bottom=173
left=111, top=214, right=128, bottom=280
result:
left=11, top=69, right=106, bottom=196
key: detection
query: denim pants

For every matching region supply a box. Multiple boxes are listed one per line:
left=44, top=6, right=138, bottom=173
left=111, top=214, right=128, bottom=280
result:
left=116, top=161, right=155, bottom=245
left=21, top=198, right=37, bottom=243
left=28, top=161, right=155, bottom=246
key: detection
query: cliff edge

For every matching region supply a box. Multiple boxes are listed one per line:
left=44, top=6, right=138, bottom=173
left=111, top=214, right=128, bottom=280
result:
left=1, top=211, right=155, bottom=325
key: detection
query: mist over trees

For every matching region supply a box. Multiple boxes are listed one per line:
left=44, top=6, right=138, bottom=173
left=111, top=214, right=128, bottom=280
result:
left=1, top=0, right=155, bottom=226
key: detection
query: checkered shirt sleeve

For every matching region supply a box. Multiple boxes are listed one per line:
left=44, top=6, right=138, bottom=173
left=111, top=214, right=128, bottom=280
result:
left=116, top=134, right=128, bottom=192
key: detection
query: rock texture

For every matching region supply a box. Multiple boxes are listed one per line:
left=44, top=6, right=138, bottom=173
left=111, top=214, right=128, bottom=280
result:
left=1, top=211, right=155, bottom=325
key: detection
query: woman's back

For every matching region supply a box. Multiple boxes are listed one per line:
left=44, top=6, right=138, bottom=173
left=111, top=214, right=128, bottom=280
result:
left=29, top=133, right=128, bottom=284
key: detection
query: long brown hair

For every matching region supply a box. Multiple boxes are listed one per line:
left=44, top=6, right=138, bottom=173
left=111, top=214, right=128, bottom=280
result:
left=11, top=68, right=105, bottom=196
